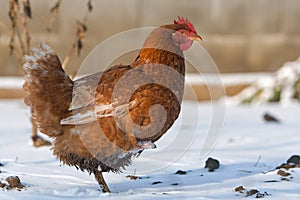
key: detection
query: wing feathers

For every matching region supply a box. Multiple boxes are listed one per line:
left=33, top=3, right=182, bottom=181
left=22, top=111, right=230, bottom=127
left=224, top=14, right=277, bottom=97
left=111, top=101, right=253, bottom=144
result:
left=60, top=101, right=135, bottom=126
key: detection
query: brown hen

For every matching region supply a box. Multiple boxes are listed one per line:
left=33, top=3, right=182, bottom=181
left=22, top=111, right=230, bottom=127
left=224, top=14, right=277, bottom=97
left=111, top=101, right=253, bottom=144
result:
left=23, top=17, right=201, bottom=192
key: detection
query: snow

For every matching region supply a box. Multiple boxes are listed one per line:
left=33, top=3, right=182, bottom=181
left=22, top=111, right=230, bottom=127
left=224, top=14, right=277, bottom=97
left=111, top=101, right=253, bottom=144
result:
left=0, top=77, right=24, bottom=89
left=0, top=99, right=300, bottom=199
left=230, top=57, right=300, bottom=104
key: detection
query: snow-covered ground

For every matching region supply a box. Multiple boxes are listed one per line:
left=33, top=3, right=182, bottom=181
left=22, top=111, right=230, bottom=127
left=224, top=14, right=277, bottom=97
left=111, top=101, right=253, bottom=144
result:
left=0, top=99, right=299, bottom=199
left=230, top=57, right=300, bottom=105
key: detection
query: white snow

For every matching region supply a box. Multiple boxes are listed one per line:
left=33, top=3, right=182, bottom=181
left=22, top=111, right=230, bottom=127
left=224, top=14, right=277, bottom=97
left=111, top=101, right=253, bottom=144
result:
left=0, top=99, right=299, bottom=199
left=230, top=57, right=300, bottom=105
left=0, top=77, right=24, bottom=89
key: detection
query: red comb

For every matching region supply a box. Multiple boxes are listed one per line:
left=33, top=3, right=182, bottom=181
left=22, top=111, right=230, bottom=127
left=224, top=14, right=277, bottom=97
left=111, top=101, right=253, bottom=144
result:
left=174, top=16, right=197, bottom=34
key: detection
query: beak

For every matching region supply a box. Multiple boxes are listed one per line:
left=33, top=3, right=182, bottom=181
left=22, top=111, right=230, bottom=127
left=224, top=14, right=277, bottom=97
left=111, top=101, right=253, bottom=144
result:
left=191, top=34, right=202, bottom=42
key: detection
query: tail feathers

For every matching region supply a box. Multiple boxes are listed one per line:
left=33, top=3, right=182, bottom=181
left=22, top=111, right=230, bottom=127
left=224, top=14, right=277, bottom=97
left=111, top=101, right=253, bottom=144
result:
left=23, top=42, right=74, bottom=137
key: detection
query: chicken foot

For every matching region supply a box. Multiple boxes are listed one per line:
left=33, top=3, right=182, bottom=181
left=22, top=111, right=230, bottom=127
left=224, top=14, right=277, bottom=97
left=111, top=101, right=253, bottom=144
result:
left=93, top=169, right=111, bottom=193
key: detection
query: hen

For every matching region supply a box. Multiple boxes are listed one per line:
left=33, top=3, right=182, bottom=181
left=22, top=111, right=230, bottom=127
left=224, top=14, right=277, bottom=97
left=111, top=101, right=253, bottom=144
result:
left=23, top=16, right=201, bottom=192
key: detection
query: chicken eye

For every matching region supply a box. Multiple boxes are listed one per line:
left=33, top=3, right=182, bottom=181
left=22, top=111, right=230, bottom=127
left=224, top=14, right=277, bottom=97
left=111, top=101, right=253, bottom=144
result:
left=176, top=30, right=186, bottom=35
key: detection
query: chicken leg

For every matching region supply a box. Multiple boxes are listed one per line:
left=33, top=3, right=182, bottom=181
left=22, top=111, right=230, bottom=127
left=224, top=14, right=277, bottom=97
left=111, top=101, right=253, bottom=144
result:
left=31, top=116, right=52, bottom=147
left=93, top=169, right=111, bottom=193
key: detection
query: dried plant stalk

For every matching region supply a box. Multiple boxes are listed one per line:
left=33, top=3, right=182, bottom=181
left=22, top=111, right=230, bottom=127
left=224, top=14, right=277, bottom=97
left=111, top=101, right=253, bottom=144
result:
left=5, top=0, right=92, bottom=142
left=12, top=48, right=23, bottom=64
left=8, top=0, right=35, bottom=138
left=16, top=26, right=26, bottom=55
left=8, top=0, right=30, bottom=61
left=0, top=19, right=9, bottom=32
left=21, top=0, right=31, bottom=54
left=46, top=0, right=61, bottom=32
left=8, top=0, right=24, bottom=69
left=8, top=0, right=19, bottom=55
left=62, top=0, right=93, bottom=79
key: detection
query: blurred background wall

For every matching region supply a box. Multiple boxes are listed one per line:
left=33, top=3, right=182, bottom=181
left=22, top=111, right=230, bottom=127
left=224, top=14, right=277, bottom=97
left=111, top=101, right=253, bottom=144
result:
left=0, top=0, right=300, bottom=76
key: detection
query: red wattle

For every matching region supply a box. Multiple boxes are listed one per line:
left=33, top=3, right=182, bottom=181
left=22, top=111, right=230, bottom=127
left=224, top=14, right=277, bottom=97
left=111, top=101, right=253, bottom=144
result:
left=180, top=39, right=193, bottom=51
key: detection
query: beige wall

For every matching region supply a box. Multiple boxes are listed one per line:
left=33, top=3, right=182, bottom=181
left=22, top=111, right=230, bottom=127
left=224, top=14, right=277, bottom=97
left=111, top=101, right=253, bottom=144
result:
left=0, top=0, right=300, bottom=76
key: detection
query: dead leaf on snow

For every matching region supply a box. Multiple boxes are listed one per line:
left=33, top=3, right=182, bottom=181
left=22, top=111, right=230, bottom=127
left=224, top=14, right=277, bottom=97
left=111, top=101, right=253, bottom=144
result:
left=277, top=170, right=291, bottom=177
